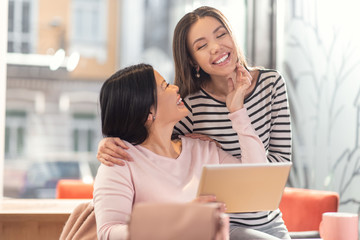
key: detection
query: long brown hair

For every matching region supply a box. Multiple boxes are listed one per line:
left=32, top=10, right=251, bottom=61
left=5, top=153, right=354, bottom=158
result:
left=172, top=6, right=249, bottom=97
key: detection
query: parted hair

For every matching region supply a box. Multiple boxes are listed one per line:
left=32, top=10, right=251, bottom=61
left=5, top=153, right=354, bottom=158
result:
left=173, top=6, right=249, bottom=98
left=100, top=63, right=157, bottom=145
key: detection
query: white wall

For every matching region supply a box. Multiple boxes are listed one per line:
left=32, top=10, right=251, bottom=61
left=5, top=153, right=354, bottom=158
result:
left=0, top=0, right=9, bottom=199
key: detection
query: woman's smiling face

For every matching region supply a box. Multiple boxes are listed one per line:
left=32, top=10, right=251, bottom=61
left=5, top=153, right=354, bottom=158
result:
left=153, top=70, right=188, bottom=124
left=187, top=16, right=238, bottom=78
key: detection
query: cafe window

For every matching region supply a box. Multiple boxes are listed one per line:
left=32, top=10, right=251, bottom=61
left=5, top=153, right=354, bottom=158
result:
left=2, top=0, right=248, bottom=200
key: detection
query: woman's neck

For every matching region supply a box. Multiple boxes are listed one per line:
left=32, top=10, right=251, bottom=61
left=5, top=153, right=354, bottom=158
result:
left=202, top=72, right=236, bottom=102
left=202, top=69, right=258, bottom=102
left=141, top=125, right=181, bottom=159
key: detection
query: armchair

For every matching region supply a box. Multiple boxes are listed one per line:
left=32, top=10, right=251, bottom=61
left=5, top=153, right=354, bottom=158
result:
left=56, top=179, right=93, bottom=199
left=279, top=187, right=339, bottom=238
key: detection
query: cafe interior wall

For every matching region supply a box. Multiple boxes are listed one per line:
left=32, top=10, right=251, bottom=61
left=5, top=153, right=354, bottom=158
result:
left=278, top=0, right=360, bottom=216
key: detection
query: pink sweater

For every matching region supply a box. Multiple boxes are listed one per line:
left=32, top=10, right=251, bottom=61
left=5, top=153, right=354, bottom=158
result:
left=93, top=108, right=266, bottom=240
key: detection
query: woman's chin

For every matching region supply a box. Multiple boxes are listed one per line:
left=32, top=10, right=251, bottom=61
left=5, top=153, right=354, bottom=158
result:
left=178, top=108, right=189, bottom=119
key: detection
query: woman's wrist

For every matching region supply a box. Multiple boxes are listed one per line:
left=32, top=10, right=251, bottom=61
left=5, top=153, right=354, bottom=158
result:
left=226, top=92, right=246, bottom=113
left=228, top=102, right=244, bottom=113
left=228, top=107, right=246, bottom=115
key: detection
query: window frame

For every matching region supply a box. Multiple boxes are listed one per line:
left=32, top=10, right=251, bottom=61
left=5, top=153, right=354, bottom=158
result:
left=1, top=0, right=9, bottom=198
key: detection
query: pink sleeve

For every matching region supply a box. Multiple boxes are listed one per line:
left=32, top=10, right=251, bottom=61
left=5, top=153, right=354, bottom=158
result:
left=93, top=164, right=134, bottom=240
left=228, top=108, right=267, bottom=163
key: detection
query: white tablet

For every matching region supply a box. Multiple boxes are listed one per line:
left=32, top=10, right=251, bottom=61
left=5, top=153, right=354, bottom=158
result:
left=196, top=162, right=292, bottom=213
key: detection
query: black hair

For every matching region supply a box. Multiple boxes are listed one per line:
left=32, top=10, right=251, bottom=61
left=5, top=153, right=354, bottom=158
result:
left=99, top=63, right=157, bottom=145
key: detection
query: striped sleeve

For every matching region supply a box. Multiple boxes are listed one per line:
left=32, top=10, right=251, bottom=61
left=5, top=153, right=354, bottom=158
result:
left=268, top=72, right=292, bottom=162
left=174, top=69, right=292, bottom=164
left=173, top=70, right=292, bottom=228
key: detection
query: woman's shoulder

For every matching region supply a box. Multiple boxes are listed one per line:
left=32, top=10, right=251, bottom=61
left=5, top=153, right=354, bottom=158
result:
left=179, top=136, right=223, bottom=165
left=96, top=142, right=157, bottom=179
left=251, top=68, right=286, bottom=85
left=183, top=89, right=206, bottom=101
left=184, top=88, right=225, bottom=106
left=254, top=67, right=282, bottom=77
left=180, top=135, right=219, bottom=151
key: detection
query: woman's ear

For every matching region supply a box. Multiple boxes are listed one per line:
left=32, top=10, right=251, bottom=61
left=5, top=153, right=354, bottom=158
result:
left=147, top=106, right=156, bottom=122
left=147, top=112, right=156, bottom=121
left=145, top=112, right=155, bottom=127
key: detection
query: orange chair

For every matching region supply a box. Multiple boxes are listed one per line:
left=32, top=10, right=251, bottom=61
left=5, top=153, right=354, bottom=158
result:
left=56, top=179, right=94, bottom=199
left=279, top=187, right=339, bottom=232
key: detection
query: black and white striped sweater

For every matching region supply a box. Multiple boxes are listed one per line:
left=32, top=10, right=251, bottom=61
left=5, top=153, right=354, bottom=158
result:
left=174, top=69, right=292, bottom=227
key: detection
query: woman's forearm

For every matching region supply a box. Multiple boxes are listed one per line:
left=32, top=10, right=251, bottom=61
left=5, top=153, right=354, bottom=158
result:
left=228, top=108, right=267, bottom=163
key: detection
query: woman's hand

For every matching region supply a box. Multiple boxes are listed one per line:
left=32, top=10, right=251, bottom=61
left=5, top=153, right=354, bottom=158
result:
left=226, top=63, right=252, bottom=113
left=97, top=137, right=134, bottom=166
left=184, top=133, right=221, bottom=148
left=193, top=195, right=226, bottom=212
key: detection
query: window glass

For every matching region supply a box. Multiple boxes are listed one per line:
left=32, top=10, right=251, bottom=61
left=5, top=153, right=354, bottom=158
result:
left=5, top=111, right=26, bottom=159
left=7, top=41, right=14, bottom=52
left=7, top=0, right=33, bottom=53
left=20, top=42, right=29, bottom=53
left=21, top=1, right=29, bottom=33
left=4, top=0, right=247, bottom=199
left=5, top=126, right=10, bottom=155
left=8, top=1, right=14, bottom=32
left=21, top=161, right=81, bottom=198
left=71, top=0, right=106, bottom=61
left=279, top=0, right=360, bottom=216
left=72, top=113, right=97, bottom=152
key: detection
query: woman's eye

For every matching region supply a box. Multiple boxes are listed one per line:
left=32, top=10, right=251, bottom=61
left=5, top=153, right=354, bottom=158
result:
left=217, top=33, right=226, bottom=38
left=162, top=81, right=169, bottom=89
left=197, top=43, right=207, bottom=50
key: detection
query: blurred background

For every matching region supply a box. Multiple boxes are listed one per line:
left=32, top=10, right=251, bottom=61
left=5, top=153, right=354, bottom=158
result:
left=0, top=0, right=359, bottom=219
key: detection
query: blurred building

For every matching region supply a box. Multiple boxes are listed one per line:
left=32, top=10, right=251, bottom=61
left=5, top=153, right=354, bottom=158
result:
left=6, top=0, right=119, bottom=158
left=5, top=0, right=119, bottom=197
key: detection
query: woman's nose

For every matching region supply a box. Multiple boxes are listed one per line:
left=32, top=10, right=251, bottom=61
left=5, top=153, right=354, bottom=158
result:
left=170, top=84, right=179, bottom=91
left=210, top=42, right=220, bottom=55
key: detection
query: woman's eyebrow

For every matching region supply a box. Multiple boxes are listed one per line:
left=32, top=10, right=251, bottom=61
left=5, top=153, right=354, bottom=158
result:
left=192, top=25, right=225, bottom=47
left=213, top=25, right=224, bottom=33
left=192, top=37, right=205, bottom=47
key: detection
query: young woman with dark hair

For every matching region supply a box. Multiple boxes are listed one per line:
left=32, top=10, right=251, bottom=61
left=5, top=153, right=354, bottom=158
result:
left=94, top=63, right=267, bottom=239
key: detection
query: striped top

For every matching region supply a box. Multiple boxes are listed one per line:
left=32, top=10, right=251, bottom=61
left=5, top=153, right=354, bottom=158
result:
left=174, top=69, right=292, bottom=227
